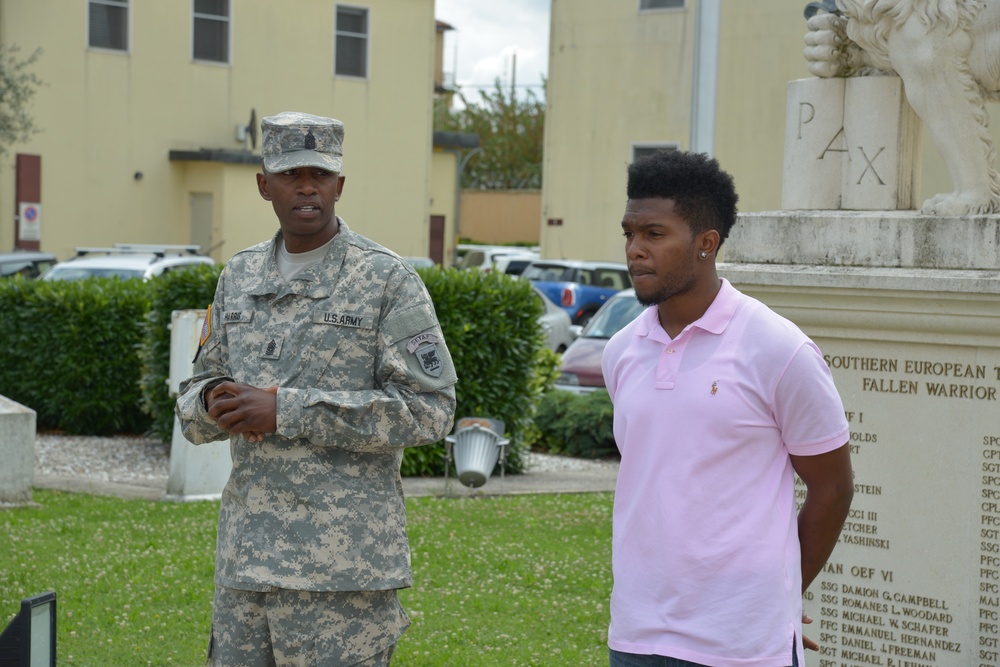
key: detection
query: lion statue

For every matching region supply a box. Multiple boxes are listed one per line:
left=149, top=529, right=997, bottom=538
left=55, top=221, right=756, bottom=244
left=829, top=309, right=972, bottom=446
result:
left=804, top=0, right=1000, bottom=215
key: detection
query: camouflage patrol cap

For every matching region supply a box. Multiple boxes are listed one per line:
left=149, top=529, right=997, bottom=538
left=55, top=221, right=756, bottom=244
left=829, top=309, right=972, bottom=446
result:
left=261, top=111, right=344, bottom=173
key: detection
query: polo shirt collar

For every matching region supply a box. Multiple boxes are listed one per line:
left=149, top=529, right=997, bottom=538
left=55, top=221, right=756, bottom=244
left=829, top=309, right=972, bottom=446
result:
left=634, top=278, right=740, bottom=341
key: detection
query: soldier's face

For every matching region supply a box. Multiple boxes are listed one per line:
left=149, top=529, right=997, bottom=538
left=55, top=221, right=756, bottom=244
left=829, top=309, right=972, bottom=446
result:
left=257, top=167, right=345, bottom=252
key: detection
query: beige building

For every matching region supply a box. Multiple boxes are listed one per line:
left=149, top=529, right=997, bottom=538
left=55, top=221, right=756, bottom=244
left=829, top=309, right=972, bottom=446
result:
left=541, top=0, right=1000, bottom=262
left=459, top=189, right=541, bottom=246
left=0, top=0, right=462, bottom=264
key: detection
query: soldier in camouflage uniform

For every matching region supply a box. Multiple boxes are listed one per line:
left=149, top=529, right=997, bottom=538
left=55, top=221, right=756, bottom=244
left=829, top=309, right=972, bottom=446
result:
left=175, top=111, right=457, bottom=667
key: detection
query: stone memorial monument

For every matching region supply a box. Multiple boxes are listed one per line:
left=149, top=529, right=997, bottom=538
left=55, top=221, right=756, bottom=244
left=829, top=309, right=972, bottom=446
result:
left=165, top=310, right=232, bottom=501
left=722, top=2, right=1000, bottom=664
left=0, top=395, right=35, bottom=505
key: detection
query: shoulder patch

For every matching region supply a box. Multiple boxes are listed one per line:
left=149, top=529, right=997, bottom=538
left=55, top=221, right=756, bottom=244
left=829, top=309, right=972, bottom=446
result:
left=408, top=333, right=443, bottom=377
left=200, top=305, right=212, bottom=346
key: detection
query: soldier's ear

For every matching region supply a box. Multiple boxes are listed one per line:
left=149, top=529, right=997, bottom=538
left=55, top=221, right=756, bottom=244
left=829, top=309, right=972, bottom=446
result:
left=257, top=172, right=272, bottom=201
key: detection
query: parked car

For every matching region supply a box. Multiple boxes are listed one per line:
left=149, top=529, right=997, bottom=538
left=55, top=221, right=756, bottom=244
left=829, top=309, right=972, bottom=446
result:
left=402, top=256, right=435, bottom=269
left=554, top=288, right=644, bottom=393
left=0, top=250, right=58, bottom=279
left=521, top=259, right=631, bottom=326
left=41, top=244, right=214, bottom=281
left=457, top=245, right=539, bottom=273
left=494, top=252, right=541, bottom=277
left=533, top=286, right=576, bottom=353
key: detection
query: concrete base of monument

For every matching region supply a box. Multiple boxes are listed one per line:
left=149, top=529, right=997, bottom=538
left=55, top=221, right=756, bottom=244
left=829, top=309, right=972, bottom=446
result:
left=727, top=211, right=1000, bottom=271
left=722, top=211, right=999, bottom=665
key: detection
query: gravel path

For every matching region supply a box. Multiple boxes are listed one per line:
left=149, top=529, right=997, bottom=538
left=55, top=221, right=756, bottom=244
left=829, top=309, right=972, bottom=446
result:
left=33, top=434, right=619, bottom=498
left=35, top=434, right=170, bottom=485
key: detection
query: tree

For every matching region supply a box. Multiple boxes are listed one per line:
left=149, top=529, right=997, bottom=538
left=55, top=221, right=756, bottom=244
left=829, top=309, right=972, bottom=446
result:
left=437, top=78, right=545, bottom=190
left=0, top=44, right=43, bottom=155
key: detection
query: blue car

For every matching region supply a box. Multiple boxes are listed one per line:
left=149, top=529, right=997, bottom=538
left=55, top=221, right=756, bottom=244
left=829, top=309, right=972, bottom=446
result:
left=521, top=259, right=632, bottom=326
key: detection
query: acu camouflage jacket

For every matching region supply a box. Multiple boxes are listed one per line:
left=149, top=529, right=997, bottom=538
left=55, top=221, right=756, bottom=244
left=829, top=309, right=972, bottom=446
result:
left=175, top=221, right=457, bottom=592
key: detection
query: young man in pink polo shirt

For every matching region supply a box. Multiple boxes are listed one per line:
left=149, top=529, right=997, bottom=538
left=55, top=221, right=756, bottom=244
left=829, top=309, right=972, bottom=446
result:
left=602, top=150, right=854, bottom=667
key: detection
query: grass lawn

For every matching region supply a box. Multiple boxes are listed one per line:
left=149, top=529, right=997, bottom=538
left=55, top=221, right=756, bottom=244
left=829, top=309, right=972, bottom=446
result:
left=1, top=490, right=613, bottom=666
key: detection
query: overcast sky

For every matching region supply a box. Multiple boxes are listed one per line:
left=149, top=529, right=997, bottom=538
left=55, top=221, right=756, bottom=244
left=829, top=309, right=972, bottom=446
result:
left=434, top=0, right=550, bottom=102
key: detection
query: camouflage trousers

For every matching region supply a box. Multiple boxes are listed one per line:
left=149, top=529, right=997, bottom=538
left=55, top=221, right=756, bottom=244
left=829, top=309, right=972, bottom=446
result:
left=208, top=585, right=410, bottom=667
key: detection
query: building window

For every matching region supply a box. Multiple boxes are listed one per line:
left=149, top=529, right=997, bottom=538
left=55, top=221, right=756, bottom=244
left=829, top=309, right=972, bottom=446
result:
left=89, top=0, right=129, bottom=51
left=335, top=5, right=369, bottom=78
left=639, top=0, right=686, bottom=10
left=193, top=0, right=230, bottom=63
left=631, top=143, right=679, bottom=162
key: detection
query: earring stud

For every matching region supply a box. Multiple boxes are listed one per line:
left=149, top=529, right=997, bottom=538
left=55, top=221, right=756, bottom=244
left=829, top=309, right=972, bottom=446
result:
left=700, top=251, right=708, bottom=258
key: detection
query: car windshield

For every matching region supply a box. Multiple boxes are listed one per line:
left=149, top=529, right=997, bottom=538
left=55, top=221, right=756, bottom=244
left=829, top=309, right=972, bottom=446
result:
left=456, top=251, right=485, bottom=270
left=582, top=293, right=644, bottom=339
left=503, top=259, right=534, bottom=276
left=44, top=267, right=145, bottom=281
left=579, top=269, right=629, bottom=289
left=0, top=261, right=34, bottom=277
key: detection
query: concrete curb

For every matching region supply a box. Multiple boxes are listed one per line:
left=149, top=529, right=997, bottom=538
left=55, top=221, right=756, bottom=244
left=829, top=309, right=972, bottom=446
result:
left=31, top=464, right=619, bottom=502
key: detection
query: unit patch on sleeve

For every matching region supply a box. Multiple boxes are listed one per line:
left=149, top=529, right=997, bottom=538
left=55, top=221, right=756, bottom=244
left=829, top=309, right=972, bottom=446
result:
left=200, top=305, right=213, bottom=346
left=193, top=305, right=214, bottom=364
left=407, top=332, right=443, bottom=377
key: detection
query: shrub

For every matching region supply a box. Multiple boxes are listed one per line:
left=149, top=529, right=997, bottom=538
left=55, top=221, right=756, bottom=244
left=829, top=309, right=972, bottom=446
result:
left=533, top=389, right=618, bottom=459
left=400, top=267, right=557, bottom=476
left=2, top=264, right=556, bottom=473
left=135, top=264, right=555, bottom=476
left=0, top=276, right=152, bottom=434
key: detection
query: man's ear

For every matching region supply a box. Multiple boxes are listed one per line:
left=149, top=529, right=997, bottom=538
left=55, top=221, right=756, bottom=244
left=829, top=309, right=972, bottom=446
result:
left=257, top=172, right=271, bottom=201
left=334, top=175, right=346, bottom=202
left=697, top=229, right=720, bottom=257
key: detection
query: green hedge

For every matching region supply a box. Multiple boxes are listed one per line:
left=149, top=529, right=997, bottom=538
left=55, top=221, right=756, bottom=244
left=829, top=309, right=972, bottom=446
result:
left=0, top=276, right=153, bottom=435
left=2, top=265, right=558, bottom=476
left=139, top=265, right=557, bottom=475
left=401, top=267, right=559, bottom=476
left=532, top=389, right=618, bottom=459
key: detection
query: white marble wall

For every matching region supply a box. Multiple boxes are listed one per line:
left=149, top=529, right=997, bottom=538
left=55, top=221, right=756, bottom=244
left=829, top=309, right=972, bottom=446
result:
left=723, top=211, right=1000, bottom=665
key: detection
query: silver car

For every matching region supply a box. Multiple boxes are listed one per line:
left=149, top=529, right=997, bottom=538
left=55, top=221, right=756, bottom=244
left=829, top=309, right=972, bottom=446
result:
left=0, top=251, right=58, bottom=279
left=534, top=286, right=576, bottom=353
left=41, top=244, right=214, bottom=281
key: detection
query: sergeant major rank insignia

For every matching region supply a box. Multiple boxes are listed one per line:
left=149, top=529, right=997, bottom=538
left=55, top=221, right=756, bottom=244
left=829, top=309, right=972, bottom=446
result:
left=407, top=332, right=442, bottom=377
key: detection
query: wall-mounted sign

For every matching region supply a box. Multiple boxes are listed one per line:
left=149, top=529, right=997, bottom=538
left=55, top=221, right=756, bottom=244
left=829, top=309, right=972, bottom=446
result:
left=18, top=202, right=41, bottom=242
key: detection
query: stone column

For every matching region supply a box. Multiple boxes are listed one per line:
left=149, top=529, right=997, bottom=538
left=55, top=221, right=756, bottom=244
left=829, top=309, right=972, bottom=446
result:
left=783, top=77, right=922, bottom=211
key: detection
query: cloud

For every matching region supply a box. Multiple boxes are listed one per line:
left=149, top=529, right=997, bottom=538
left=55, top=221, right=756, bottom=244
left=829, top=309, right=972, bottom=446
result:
left=435, top=0, right=549, bottom=96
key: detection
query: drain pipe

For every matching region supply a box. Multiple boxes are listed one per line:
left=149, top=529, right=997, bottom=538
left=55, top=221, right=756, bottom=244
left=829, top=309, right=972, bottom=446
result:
left=690, top=0, right=721, bottom=156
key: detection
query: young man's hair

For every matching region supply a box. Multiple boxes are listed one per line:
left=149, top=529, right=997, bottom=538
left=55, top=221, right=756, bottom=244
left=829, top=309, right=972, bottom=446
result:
left=626, top=150, right=739, bottom=247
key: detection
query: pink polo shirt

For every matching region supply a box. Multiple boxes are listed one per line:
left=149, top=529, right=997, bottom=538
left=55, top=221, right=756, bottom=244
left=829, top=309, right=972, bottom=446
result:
left=602, top=279, right=848, bottom=667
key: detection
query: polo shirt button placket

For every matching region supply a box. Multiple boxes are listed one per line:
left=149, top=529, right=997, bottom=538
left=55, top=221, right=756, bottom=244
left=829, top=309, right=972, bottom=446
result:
left=656, top=344, right=681, bottom=389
